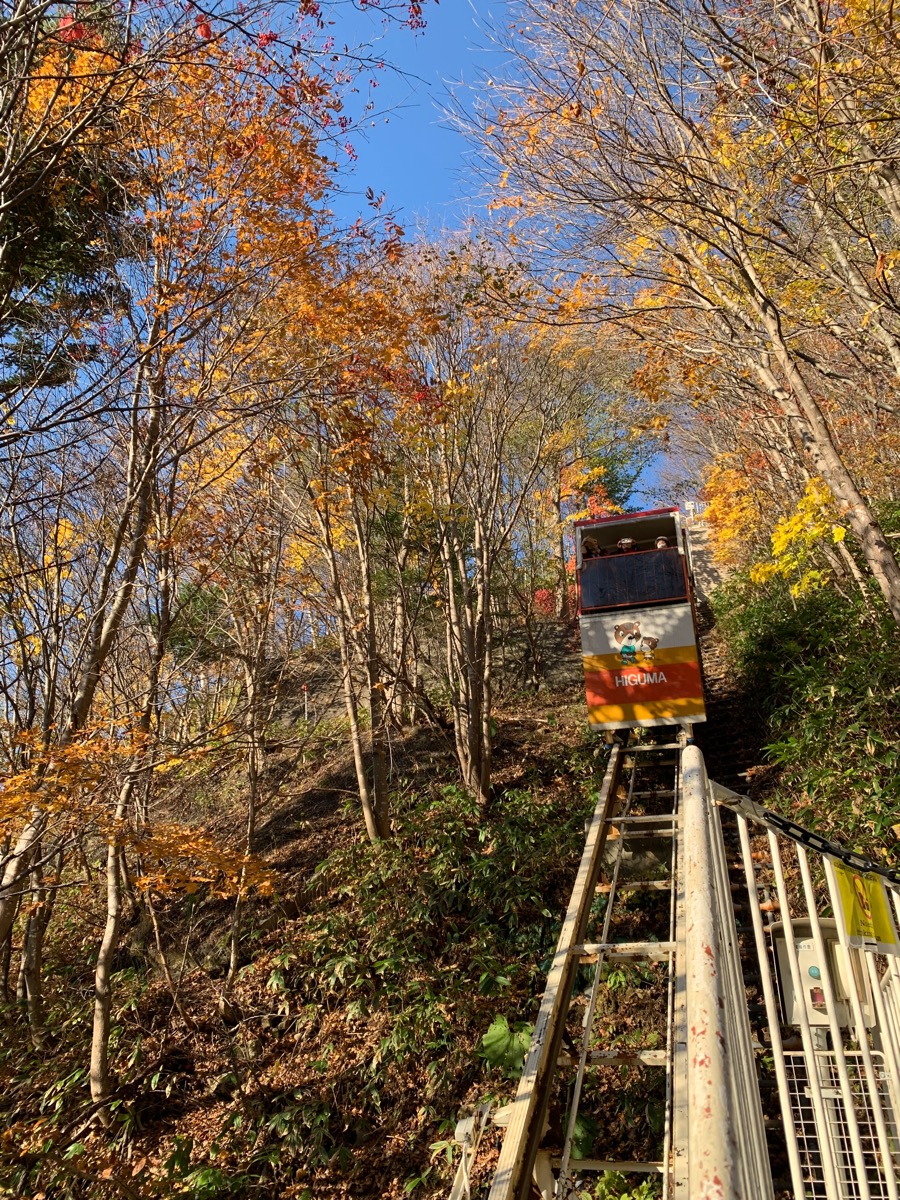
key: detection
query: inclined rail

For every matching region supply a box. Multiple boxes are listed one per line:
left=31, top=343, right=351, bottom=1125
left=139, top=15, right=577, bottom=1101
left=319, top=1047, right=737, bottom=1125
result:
left=485, top=744, right=627, bottom=1200
left=452, top=738, right=900, bottom=1200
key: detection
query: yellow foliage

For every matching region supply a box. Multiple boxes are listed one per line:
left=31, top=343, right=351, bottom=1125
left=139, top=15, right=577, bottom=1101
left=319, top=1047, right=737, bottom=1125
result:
left=131, top=823, right=276, bottom=899
left=0, top=731, right=127, bottom=832
left=25, top=41, right=140, bottom=145
left=702, top=458, right=765, bottom=567
left=750, top=478, right=847, bottom=598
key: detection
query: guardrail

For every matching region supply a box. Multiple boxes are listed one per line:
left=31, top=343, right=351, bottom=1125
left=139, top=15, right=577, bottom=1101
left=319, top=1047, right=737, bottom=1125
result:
left=681, top=745, right=773, bottom=1200
left=469, top=739, right=900, bottom=1200
left=481, top=742, right=776, bottom=1200
left=715, top=783, right=900, bottom=1200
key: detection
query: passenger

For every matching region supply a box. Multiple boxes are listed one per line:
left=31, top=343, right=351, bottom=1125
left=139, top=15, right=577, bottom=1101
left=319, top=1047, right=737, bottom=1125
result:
left=617, top=537, right=636, bottom=552
left=582, top=536, right=600, bottom=559
left=655, top=536, right=670, bottom=549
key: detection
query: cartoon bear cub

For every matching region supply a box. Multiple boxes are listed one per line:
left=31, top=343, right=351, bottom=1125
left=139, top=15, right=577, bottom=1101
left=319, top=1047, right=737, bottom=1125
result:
left=640, top=635, right=659, bottom=661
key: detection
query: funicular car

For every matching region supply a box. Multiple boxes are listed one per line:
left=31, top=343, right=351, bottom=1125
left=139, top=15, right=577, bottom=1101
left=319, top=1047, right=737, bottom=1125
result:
left=575, top=507, right=706, bottom=730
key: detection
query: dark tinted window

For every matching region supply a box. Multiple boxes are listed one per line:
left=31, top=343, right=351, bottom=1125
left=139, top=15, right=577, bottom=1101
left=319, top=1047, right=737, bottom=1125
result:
left=580, top=550, right=686, bottom=610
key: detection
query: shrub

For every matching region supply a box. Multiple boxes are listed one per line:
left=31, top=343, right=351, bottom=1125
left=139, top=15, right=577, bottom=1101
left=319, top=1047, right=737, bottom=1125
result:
left=711, top=559, right=900, bottom=851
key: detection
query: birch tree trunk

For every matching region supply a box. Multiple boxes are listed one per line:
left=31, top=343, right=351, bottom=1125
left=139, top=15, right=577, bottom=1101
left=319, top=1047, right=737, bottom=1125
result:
left=90, top=777, right=131, bottom=1110
left=226, top=671, right=263, bottom=988
left=352, top=507, right=391, bottom=838
left=312, top=493, right=386, bottom=843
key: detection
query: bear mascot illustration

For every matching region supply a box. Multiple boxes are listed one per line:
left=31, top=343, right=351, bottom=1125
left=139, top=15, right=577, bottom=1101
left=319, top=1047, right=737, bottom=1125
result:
left=614, top=621, right=641, bottom=665
left=640, top=635, right=659, bottom=662
left=614, top=622, right=662, bottom=665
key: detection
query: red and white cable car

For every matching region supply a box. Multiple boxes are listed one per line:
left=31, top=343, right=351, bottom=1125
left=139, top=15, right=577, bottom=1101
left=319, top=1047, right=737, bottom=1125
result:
left=575, top=507, right=706, bottom=731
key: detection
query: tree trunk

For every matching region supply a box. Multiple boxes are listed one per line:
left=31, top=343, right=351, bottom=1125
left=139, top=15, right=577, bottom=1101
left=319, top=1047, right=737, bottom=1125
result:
left=474, top=526, right=493, bottom=804
left=750, top=308, right=900, bottom=621
left=146, top=891, right=196, bottom=1029
left=91, top=781, right=129, bottom=1111
left=554, top=477, right=569, bottom=620
left=19, top=855, right=48, bottom=1047
left=835, top=539, right=874, bottom=612
left=335, top=614, right=381, bottom=843
left=353, top=510, right=391, bottom=839
left=90, top=518, right=169, bottom=1107
left=439, top=524, right=489, bottom=800
left=226, top=665, right=265, bottom=988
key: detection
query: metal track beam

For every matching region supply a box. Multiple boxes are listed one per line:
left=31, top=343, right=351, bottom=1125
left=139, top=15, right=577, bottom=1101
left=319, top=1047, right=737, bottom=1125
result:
left=486, top=746, right=624, bottom=1200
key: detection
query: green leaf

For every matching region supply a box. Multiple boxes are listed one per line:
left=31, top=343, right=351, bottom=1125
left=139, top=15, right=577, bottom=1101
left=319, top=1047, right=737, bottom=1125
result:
left=479, top=1014, right=533, bottom=1078
left=572, top=1112, right=598, bottom=1160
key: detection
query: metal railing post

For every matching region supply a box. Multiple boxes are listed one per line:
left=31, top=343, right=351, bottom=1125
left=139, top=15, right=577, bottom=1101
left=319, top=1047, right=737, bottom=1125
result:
left=736, top=813, right=807, bottom=1200
left=681, top=744, right=741, bottom=1200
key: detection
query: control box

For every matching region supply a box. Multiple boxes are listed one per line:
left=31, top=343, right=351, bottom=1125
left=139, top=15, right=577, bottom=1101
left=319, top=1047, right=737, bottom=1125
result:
left=771, top=918, right=874, bottom=1030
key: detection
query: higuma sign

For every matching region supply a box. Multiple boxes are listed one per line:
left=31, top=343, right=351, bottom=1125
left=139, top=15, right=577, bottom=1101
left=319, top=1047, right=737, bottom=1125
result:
left=579, top=602, right=706, bottom=730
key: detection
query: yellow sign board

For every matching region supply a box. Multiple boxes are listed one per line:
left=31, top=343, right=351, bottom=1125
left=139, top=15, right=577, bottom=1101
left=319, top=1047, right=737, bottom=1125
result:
left=833, top=862, right=900, bottom=956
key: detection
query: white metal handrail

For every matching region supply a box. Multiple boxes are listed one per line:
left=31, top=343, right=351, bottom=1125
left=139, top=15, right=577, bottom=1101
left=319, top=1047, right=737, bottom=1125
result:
left=681, top=745, right=772, bottom=1200
left=471, top=744, right=900, bottom=1200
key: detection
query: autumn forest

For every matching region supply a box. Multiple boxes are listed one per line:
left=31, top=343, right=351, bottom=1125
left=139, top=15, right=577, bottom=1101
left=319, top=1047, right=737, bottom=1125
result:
left=1, top=1, right=899, bottom=1197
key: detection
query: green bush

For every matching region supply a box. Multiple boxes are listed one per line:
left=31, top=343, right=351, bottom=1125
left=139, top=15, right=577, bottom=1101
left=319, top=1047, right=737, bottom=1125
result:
left=711, top=553, right=900, bottom=852
left=207, top=766, right=607, bottom=1192
left=294, top=781, right=597, bottom=1058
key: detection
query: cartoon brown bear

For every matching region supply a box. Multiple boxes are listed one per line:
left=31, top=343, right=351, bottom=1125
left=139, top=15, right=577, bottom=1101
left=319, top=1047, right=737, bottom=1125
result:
left=614, top=621, right=641, bottom=664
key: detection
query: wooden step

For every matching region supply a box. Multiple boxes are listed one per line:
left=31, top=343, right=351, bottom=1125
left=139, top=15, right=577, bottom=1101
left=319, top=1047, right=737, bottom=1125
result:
left=550, top=1157, right=665, bottom=1173
left=575, top=940, right=675, bottom=962
left=558, top=1049, right=667, bottom=1068
left=606, top=827, right=675, bottom=840
left=605, top=813, right=678, bottom=825
left=596, top=879, right=672, bottom=894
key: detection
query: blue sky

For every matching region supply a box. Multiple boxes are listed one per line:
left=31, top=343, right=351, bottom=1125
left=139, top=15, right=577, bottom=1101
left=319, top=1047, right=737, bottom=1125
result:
left=319, top=3, right=672, bottom=506
left=327, top=2, right=496, bottom=228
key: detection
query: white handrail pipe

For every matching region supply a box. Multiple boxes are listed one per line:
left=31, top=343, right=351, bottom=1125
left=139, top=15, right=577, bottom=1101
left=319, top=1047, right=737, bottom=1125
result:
left=681, top=744, right=740, bottom=1200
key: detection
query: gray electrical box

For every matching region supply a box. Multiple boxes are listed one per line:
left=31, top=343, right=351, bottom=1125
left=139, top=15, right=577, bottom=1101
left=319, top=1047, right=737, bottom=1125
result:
left=771, top=918, right=874, bottom=1030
